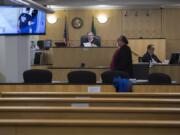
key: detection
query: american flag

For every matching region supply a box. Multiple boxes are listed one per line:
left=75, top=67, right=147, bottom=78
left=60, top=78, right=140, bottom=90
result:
left=64, top=16, right=69, bottom=46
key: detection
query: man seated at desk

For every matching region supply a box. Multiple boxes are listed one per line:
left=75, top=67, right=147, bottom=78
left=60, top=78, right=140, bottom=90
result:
left=142, top=44, right=161, bottom=63
left=81, top=32, right=101, bottom=47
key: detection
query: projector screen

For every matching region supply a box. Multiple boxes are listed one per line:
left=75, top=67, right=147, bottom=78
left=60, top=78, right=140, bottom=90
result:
left=0, top=6, right=46, bottom=35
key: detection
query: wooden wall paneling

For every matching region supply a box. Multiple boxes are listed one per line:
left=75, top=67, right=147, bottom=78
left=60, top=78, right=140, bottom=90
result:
left=37, top=8, right=180, bottom=60
left=122, top=9, right=162, bottom=38
left=162, top=9, right=180, bottom=39
left=92, top=9, right=122, bottom=43
left=40, top=10, right=65, bottom=41
left=129, top=39, right=166, bottom=61
left=68, top=10, right=93, bottom=46
left=165, top=39, right=180, bottom=58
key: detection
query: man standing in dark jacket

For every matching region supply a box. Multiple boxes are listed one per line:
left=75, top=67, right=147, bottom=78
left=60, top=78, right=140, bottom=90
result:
left=110, top=36, right=133, bottom=78
left=142, top=44, right=161, bottom=63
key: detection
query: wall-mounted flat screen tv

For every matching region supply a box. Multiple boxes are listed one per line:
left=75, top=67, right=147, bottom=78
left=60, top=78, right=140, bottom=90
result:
left=0, top=6, right=46, bottom=35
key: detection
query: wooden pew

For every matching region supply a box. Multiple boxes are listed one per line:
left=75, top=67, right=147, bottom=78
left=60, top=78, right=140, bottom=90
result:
left=0, top=106, right=180, bottom=120
left=2, top=92, right=180, bottom=99
left=0, top=97, right=180, bottom=107
left=0, top=119, right=180, bottom=135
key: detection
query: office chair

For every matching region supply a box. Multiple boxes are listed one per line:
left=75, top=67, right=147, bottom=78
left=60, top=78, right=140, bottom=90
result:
left=133, top=63, right=149, bottom=80
left=148, top=73, right=171, bottom=84
left=23, top=69, right=52, bottom=83
left=80, top=35, right=101, bottom=47
left=101, top=70, right=130, bottom=84
left=68, top=70, right=96, bottom=84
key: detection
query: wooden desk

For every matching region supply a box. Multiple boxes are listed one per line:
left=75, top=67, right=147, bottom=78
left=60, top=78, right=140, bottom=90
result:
left=150, top=64, right=180, bottom=83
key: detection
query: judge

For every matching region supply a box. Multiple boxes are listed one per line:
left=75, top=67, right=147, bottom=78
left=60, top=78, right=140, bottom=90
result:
left=81, top=32, right=101, bottom=47
left=142, top=44, right=161, bottom=63
left=110, top=36, right=133, bottom=77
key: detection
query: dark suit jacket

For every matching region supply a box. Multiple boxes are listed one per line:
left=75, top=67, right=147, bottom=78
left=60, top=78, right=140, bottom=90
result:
left=111, top=45, right=133, bottom=78
left=81, top=37, right=101, bottom=47
left=142, top=52, right=161, bottom=63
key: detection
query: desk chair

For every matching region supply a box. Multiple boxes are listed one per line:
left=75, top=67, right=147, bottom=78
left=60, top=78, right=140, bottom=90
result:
left=23, top=69, right=52, bottom=83
left=148, top=73, right=171, bottom=84
left=101, top=70, right=130, bottom=84
left=68, top=71, right=96, bottom=84
left=133, top=63, right=149, bottom=80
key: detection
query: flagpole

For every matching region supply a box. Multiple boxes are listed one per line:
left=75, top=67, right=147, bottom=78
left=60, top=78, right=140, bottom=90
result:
left=66, top=10, right=70, bottom=47
left=63, top=10, right=70, bottom=47
left=91, top=16, right=96, bottom=36
left=66, top=15, right=70, bottom=47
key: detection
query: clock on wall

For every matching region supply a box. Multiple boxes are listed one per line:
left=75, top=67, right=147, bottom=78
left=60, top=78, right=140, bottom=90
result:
left=71, top=17, right=83, bottom=29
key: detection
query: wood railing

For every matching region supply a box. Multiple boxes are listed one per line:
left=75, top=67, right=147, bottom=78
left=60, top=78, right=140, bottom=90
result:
left=0, top=97, right=179, bottom=107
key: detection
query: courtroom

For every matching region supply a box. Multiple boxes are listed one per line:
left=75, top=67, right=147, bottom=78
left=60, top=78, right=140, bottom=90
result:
left=0, top=0, right=180, bottom=135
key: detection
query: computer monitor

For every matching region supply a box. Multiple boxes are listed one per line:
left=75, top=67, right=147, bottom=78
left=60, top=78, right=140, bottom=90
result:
left=55, top=42, right=66, bottom=47
left=169, top=53, right=180, bottom=64
left=37, top=40, right=45, bottom=50
left=44, top=40, right=52, bottom=50
left=0, top=6, right=46, bottom=35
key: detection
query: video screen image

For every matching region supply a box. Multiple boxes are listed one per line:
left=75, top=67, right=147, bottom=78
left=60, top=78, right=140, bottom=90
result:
left=0, top=6, right=46, bottom=35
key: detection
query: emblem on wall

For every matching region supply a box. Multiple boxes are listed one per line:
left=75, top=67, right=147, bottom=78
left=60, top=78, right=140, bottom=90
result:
left=71, top=17, right=83, bottom=29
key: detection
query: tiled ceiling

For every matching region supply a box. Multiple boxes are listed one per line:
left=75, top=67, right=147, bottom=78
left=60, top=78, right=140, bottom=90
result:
left=1, top=0, right=180, bottom=9
left=34, top=0, right=180, bottom=8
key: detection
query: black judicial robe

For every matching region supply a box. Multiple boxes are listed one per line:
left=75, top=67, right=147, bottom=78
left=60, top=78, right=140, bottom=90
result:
left=142, top=52, right=161, bottom=63
left=81, top=38, right=101, bottom=47
left=111, top=45, right=133, bottom=78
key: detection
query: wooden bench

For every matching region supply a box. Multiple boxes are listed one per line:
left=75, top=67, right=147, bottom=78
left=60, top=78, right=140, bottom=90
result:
left=0, top=98, right=180, bottom=107
left=0, top=119, right=180, bottom=135
left=2, top=92, right=180, bottom=99
left=0, top=106, right=180, bottom=120
left=0, top=84, right=179, bottom=93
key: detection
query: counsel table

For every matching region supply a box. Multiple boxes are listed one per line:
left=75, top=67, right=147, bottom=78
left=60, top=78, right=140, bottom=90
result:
left=150, top=64, right=180, bottom=84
